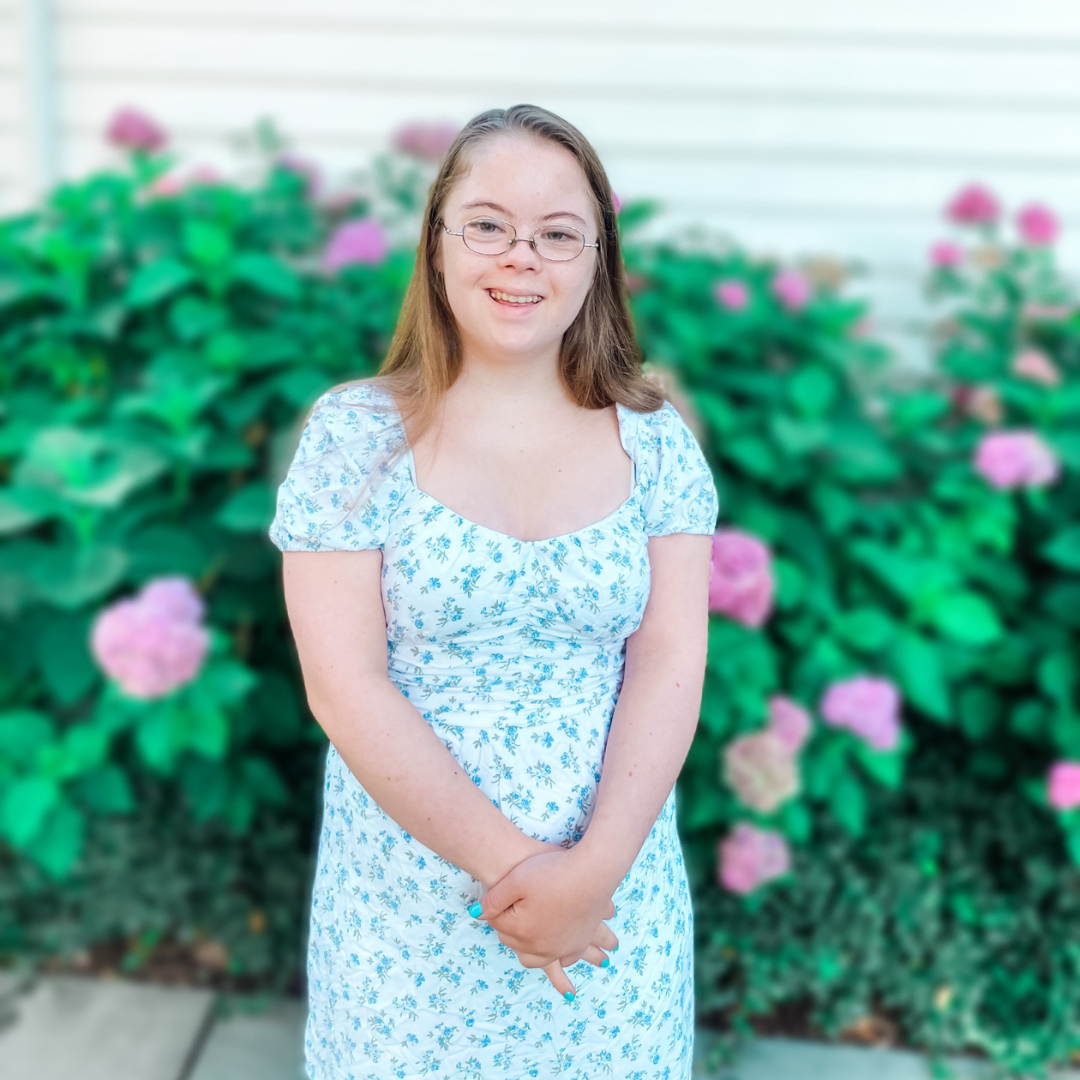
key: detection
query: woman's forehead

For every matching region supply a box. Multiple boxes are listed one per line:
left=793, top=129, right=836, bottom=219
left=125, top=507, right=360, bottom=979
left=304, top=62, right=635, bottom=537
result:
left=450, top=136, right=596, bottom=222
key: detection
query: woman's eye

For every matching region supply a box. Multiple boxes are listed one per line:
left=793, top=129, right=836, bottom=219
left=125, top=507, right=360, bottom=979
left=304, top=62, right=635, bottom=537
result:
left=542, top=228, right=577, bottom=243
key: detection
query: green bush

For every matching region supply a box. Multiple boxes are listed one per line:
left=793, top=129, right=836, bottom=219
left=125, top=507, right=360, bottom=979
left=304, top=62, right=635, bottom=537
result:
left=2, top=117, right=1079, bottom=1076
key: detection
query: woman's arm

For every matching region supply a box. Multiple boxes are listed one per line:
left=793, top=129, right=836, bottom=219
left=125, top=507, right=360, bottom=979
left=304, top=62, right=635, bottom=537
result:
left=282, top=548, right=542, bottom=886
left=475, top=531, right=711, bottom=958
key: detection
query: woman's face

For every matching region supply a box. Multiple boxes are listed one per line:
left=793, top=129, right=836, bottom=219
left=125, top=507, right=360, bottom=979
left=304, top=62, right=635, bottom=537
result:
left=436, top=134, right=600, bottom=369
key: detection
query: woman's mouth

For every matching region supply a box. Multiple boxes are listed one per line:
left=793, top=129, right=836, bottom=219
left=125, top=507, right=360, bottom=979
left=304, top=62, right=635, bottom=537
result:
left=488, top=289, right=543, bottom=306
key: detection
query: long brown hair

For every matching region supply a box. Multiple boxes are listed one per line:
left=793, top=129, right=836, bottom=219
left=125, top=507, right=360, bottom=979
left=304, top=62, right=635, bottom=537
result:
left=291, top=105, right=667, bottom=520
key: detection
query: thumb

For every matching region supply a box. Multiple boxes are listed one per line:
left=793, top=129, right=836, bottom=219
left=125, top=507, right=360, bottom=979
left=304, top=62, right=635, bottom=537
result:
left=471, top=872, right=524, bottom=922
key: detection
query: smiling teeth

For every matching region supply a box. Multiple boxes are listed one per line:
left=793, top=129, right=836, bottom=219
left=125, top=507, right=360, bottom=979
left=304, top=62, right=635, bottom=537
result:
left=490, top=290, right=542, bottom=304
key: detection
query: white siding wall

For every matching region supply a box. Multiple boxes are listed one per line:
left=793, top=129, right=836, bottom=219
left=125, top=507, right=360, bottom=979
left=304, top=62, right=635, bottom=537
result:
left=6, top=0, right=1080, bottom=365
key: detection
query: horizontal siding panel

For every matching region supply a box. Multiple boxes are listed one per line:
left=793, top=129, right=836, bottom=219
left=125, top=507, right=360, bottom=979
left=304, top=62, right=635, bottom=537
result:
left=52, top=80, right=1080, bottom=167
left=54, top=25, right=1080, bottom=106
left=56, top=0, right=1080, bottom=47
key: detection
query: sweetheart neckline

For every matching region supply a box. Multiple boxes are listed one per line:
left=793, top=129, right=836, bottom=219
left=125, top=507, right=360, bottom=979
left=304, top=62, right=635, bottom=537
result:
left=400, top=402, right=641, bottom=546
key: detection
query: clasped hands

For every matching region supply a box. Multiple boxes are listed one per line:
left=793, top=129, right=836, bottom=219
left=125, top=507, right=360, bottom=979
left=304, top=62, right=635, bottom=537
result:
left=470, top=839, right=619, bottom=1000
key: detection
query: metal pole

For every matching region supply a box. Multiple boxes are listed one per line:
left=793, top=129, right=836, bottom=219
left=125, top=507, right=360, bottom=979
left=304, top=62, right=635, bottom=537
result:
left=20, top=0, right=61, bottom=200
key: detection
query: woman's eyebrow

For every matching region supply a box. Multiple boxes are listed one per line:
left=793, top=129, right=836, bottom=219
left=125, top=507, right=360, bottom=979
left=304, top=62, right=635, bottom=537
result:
left=459, top=200, right=587, bottom=228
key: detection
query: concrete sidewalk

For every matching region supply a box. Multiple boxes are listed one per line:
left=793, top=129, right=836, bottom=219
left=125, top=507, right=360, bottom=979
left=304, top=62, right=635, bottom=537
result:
left=2, top=974, right=1074, bottom=1080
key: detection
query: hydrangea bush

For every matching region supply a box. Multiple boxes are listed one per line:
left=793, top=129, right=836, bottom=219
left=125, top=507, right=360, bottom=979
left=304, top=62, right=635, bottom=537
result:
left=2, top=109, right=1079, bottom=1071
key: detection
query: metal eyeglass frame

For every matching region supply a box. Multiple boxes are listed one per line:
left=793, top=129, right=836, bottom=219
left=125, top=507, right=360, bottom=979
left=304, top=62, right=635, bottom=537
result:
left=443, top=217, right=600, bottom=262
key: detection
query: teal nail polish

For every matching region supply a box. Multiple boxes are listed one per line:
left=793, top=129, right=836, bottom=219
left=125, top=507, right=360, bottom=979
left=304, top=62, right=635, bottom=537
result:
left=564, top=991, right=575, bottom=1002
left=467, top=902, right=482, bottom=918
left=611, top=944, right=619, bottom=953
left=601, top=958, right=610, bottom=968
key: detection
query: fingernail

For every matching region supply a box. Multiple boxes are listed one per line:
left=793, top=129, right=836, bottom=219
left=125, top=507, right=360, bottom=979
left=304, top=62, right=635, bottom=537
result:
left=467, top=902, right=482, bottom=918
left=601, top=958, right=610, bottom=968
left=564, top=991, right=575, bottom=1002
left=611, top=944, right=619, bottom=953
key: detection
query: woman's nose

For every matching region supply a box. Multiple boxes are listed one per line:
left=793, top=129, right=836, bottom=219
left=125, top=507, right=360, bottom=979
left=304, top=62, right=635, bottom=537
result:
left=498, top=236, right=543, bottom=270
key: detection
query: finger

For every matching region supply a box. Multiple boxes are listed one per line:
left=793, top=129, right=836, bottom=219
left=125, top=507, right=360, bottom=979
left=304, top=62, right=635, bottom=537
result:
left=471, top=880, right=523, bottom=922
left=572, top=944, right=612, bottom=969
left=542, top=961, right=577, bottom=1001
left=606, top=899, right=616, bottom=919
left=592, top=925, right=619, bottom=953
left=512, top=951, right=552, bottom=970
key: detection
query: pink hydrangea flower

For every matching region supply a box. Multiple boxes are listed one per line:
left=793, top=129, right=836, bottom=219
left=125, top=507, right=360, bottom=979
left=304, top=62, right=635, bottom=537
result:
left=611, top=191, right=622, bottom=214
left=715, top=280, right=749, bottom=311
left=106, top=106, right=168, bottom=152
left=91, top=577, right=209, bottom=699
left=946, top=183, right=1001, bottom=225
left=771, top=269, right=812, bottom=312
left=957, top=384, right=1003, bottom=425
left=723, top=731, right=800, bottom=814
left=1048, top=762, right=1080, bottom=810
left=974, top=430, right=1060, bottom=490
left=930, top=241, right=964, bottom=268
left=1011, top=347, right=1061, bottom=387
left=708, top=530, right=775, bottom=628
left=145, top=165, right=222, bottom=199
left=767, top=696, right=812, bottom=755
left=392, top=120, right=459, bottom=162
left=140, top=576, right=206, bottom=624
left=717, top=823, right=791, bottom=895
left=1016, top=202, right=1059, bottom=246
left=819, top=675, right=902, bottom=751
left=1022, top=303, right=1073, bottom=322
left=323, top=218, right=389, bottom=271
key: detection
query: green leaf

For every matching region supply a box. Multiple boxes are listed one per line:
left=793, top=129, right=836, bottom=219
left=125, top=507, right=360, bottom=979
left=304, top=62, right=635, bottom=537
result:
left=853, top=738, right=904, bottom=790
left=1043, top=526, right=1080, bottom=571
left=183, top=220, right=233, bottom=266
left=1010, top=700, right=1047, bottom=741
left=1039, top=650, right=1077, bottom=706
left=927, top=592, right=1003, bottom=647
left=890, top=630, right=951, bottom=722
left=777, top=798, right=812, bottom=844
left=1, top=775, right=60, bottom=847
left=240, top=756, right=289, bottom=806
left=232, top=252, right=301, bottom=300
left=0, top=490, right=48, bottom=535
left=135, top=708, right=179, bottom=774
left=957, top=685, right=1002, bottom=740
left=35, top=610, right=99, bottom=706
left=829, top=772, right=867, bottom=837
left=126, top=258, right=193, bottom=307
left=787, top=366, right=838, bottom=416
left=168, top=295, right=227, bottom=341
left=215, top=483, right=277, bottom=533
left=834, top=608, right=896, bottom=653
left=75, top=764, right=135, bottom=814
left=180, top=706, right=229, bottom=759
left=0, top=709, right=56, bottom=766
left=33, top=800, right=86, bottom=879
left=31, top=543, right=128, bottom=609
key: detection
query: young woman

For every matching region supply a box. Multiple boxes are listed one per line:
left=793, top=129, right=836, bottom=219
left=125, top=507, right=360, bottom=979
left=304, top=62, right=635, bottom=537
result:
left=269, top=103, right=718, bottom=1080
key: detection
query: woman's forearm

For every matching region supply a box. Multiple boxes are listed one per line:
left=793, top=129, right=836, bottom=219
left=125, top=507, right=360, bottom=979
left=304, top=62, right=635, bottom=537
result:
left=309, top=675, right=540, bottom=887
left=574, top=640, right=706, bottom=897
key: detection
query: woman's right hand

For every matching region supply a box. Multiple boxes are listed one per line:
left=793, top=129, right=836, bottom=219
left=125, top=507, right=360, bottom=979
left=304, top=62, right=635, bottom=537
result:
left=476, top=839, right=619, bottom=998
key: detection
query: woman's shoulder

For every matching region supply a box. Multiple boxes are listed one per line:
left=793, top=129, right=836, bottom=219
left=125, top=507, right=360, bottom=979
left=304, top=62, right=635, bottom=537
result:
left=307, top=378, right=403, bottom=446
left=623, top=398, right=719, bottom=536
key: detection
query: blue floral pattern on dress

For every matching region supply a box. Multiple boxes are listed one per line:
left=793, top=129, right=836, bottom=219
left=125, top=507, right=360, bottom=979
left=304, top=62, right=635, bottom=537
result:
left=269, top=381, right=720, bottom=1080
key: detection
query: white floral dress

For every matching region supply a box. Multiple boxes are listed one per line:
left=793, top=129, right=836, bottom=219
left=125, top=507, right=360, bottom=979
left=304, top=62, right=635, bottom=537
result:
left=269, top=381, right=719, bottom=1080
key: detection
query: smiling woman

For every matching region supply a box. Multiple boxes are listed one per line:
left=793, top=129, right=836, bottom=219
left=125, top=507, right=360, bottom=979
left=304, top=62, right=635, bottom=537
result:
left=269, top=103, right=719, bottom=1080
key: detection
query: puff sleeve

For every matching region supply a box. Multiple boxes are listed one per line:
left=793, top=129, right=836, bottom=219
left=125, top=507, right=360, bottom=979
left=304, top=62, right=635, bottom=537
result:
left=268, top=388, right=397, bottom=552
left=639, top=402, right=720, bottom=537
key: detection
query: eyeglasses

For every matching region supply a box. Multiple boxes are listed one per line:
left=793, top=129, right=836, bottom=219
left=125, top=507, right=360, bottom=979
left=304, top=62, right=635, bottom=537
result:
left=444, top=217, right=599, bottom=262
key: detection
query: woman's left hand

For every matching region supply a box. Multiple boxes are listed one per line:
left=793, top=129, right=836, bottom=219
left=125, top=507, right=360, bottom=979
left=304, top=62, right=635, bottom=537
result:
left=474, top=846, right=619, bottom=969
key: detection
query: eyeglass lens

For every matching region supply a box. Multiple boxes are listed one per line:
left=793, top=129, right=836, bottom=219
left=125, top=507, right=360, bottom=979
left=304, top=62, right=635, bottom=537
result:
left=460, top=218, right=585, bottom=261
